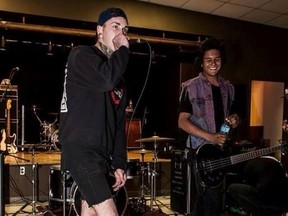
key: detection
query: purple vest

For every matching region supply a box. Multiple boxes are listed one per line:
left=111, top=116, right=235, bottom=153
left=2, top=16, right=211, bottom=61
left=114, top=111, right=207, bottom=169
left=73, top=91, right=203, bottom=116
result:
left=182, top=73, right=234, bottom=149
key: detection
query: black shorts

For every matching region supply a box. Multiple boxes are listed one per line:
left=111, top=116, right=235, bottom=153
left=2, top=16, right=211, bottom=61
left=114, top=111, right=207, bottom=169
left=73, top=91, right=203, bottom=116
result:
left=61, top=143, right=113, bottom=206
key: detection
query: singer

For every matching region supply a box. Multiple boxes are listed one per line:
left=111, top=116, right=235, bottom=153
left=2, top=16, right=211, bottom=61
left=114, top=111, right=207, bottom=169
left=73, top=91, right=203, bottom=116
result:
left=59, top=7, right=129, bottom=216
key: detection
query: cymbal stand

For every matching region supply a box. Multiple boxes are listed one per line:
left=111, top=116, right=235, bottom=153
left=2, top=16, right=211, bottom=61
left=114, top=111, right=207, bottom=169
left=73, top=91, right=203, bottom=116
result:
left=149, top=140, right=159, bottom=210
left=31, top=147, right=38, bottom=215
left=33, top=106, right=47, bottom=145
left=32, top=105, right=43, bottom=125
left=138, top=151, right=149, bottom=206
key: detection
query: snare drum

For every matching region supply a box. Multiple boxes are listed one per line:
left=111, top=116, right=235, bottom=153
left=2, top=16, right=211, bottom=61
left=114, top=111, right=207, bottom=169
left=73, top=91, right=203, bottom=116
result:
left=126, top=159, right=140, bottom=179
left=70, top=175, right=128, bottom=216
left=49, top=165, right=73, bottom=210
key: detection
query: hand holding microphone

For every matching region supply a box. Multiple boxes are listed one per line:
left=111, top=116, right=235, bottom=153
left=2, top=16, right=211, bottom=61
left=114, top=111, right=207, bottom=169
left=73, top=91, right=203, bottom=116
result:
left=113, top=27, right=130, bottom=50
left=113, top=34, right=130, bottom=50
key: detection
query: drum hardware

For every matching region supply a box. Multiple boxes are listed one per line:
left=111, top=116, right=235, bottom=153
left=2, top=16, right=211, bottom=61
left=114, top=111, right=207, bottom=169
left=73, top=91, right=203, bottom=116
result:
left=11, top=146, right=39, bottom=215
left=32, top=105, right=43, bottom=125
left=130, top=149, right=151, bottom=198
left=126, top=159, right=141, bottom=180
left=32, top=105, right=59, bottom=150
left=51, top=129, right=60, bottom=151
left=136, top=135, right=175, bottom=211
left=62, top=170, right=68, bottom=216
left=130, top=149, right=153, bottom=154
left=48, top=165, right=73, bottom=215
left=48, top=168, right=129, bottom=215
left=128, top=148, right=154, bottom=213
left=138, top=150, right=150, bottom=209
left=135, top=135, right=175, bottom=143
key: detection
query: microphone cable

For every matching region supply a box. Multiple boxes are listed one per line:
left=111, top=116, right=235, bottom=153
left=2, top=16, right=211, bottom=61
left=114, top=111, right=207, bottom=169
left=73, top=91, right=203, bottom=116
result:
left=126, top=39, right=152, bottom=148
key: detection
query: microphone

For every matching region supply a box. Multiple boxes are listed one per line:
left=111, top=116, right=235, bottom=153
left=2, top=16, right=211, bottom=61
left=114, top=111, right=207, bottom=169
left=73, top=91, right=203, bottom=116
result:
left=129, top=38, right=145, bottom=45
left=11, top=67, right=20, bottom=72
left=8, top=67, right=20, bottom=81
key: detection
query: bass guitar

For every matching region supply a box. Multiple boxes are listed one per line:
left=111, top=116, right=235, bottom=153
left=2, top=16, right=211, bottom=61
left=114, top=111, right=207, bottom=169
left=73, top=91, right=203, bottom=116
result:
left=193, top=142, right=288, bottom=189
left=5, top=99, right=18, bottom=154
left=0, top=129, right=6, bottom=151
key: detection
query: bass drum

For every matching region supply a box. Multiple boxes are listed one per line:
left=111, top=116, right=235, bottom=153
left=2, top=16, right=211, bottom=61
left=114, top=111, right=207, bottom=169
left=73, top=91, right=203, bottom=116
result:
left=49, top=165, right=73, bottom=211
left=70, top=182, right=128, bottom=216
left=70, top=176, right=128, bottom=216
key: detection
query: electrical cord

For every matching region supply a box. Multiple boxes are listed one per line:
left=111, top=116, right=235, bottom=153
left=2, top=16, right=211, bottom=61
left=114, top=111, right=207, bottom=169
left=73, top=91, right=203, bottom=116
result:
left=126, top=39, right=152, bottom=147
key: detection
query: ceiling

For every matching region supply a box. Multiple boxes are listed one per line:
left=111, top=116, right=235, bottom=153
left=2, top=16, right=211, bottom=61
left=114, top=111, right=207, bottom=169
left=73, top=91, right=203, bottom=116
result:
left=138, top=0, right=288, bottom=30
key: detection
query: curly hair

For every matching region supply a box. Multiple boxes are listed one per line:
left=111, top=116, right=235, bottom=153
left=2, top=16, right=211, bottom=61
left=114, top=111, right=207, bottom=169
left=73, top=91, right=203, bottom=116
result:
left=194, top=37, right=227, bottom=72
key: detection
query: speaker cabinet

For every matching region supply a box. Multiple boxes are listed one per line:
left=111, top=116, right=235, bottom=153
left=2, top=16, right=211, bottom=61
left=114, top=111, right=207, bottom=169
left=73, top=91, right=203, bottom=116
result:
left=170, top=150, right=188, bottom=213
left=170, top=150, right=194, bottom=214
left=4, top=164, right=51, bottom=203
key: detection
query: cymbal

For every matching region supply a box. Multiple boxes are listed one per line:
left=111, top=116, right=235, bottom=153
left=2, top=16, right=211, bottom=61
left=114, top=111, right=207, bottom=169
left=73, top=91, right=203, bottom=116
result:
left=135, top=136, right=175, bottom=143
left=130, top=149, right=153, bottom=154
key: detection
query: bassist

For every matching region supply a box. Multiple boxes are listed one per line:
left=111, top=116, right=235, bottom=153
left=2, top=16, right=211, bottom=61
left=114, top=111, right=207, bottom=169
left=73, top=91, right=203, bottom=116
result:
left=178, top=37, right=241, bottom=216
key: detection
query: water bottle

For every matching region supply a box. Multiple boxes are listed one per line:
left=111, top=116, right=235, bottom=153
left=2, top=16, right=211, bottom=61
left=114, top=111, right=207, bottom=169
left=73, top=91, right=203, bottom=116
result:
left=220, top=119, right=231, bottom=137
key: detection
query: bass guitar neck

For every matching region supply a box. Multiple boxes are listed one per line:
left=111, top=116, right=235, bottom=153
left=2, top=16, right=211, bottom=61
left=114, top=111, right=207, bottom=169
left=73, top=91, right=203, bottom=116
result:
left=194, top=142, right=287, bottom=189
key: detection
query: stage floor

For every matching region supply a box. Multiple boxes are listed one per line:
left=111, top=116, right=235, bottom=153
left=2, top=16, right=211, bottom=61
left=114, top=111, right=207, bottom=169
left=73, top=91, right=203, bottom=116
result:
left=5, top=196, right=177, bottom=216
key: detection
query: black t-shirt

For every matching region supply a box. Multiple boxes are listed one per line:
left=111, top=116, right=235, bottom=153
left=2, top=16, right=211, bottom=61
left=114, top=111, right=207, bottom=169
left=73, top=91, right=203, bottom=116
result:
left=179, top=84, right=224, bottom=132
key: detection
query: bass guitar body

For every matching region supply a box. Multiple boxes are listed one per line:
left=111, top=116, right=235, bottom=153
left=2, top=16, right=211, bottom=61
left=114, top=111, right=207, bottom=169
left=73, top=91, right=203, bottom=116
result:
left=194, top=144, right=227, bottom=189
left=4, top=99, right=18, bottom=154
left=7, top=133, right=17, bottom=154
left=0, top=129, right=6, bottom=151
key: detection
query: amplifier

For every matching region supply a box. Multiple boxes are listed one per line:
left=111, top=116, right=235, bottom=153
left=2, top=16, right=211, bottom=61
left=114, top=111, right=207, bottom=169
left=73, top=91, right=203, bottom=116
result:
left=170, top=149, right=194, bottom=214
left=170, top=150, right=186, bottom=213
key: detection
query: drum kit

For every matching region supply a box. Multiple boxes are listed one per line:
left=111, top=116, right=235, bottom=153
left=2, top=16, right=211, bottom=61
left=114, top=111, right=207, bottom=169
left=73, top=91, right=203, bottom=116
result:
left=32, top=105, right=60, bottom=151
left=46, top=135, right=174, bottom=215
